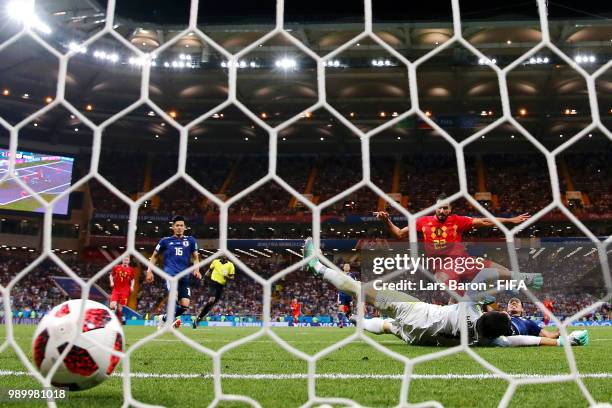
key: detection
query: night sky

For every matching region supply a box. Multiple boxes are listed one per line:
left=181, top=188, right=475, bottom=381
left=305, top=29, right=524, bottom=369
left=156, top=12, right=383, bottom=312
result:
left=100, top=1, right=612, bottom=25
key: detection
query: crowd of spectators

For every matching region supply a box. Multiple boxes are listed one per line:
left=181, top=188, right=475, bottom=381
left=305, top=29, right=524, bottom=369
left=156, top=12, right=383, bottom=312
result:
left=3, top=148, right=612, bottom=323
left=401, top=154, right=464, bottom=212
left=480, top=154, right=552, bottom=214
left=564, top=152, right=611, bottom=215
left=2, top=246, right=610, bottom=325
left=84, top=151, right=612, bottom=223
left=0, top=251, right=111, bottom=320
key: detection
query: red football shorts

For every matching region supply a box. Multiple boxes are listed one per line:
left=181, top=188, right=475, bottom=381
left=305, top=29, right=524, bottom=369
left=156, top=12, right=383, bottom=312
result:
left=111, top=291, right=129, bottom=305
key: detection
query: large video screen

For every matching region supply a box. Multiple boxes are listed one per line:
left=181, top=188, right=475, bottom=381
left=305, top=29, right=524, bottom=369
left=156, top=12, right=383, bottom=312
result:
left=0, top=149, right=75, bottom=215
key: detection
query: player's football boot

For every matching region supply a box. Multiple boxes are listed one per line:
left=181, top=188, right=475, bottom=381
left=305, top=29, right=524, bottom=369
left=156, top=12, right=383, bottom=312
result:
left=565, top=330, right=589, bottom=346
left=302, top=237, right=321, bottom=277
left=191, top=315, right=200, bottom=329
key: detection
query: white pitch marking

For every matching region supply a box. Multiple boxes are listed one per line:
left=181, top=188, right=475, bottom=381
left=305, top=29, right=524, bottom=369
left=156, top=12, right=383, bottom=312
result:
left=0, top=160, right=63, bottom=174
left=1, top=370, right=611, bottom=380
left=0, top=182, right=71, bottom=206
left=42, top=164, right=72, bottom=173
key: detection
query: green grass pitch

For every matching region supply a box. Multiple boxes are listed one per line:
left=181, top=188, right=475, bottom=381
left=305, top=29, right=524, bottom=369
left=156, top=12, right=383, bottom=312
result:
left=0, top=325, right=610, bottom=407
left=0, top=193, right=57, bottom=212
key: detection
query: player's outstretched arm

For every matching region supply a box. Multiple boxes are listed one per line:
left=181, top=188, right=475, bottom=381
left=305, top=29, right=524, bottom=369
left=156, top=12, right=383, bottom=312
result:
left=192, top=251, right=202, bottom=280
left=145, top=251, right=159, bottom=283
left=205, top=261, right=213, bottom=278
left=374, top=211, right=409, bottom=240
left=472, top=213, right=531, bottom=228
left=227, top=262, right=236, bottom=279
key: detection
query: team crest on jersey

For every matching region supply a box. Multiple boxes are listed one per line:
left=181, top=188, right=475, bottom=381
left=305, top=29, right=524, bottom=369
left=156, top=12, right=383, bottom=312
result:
left=430, top=226, right=448, bottom=239
left=182, top=240, right=189, bottom=247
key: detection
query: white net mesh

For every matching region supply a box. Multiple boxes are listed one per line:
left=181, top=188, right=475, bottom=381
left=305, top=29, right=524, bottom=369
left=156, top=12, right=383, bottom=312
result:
left=0, top=0, right=611, bottom=406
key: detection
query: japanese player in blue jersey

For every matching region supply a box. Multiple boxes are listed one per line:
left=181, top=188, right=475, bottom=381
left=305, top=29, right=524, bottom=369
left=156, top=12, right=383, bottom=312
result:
left=145, top=215, right=201, bottom=328
left=506, top=298, right=559, bottom=339
left=337, top=263, right=357, bottom=328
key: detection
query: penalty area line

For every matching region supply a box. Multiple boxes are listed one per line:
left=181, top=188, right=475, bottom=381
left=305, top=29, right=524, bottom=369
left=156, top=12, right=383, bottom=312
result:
left=1, top=370, right=612, bottom=380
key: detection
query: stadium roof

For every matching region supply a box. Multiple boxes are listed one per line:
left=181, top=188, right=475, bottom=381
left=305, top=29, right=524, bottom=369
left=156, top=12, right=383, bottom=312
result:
left=0, top=0, right=610, bottom=154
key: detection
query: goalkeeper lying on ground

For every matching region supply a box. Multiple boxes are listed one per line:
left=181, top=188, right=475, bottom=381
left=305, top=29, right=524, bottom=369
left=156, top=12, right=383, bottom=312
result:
left=303, top=238, right=588, bottom=347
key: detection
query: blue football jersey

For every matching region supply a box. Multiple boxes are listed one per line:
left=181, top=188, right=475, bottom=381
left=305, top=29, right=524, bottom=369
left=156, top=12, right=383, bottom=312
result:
left=510, top=316, right=541, bottom=336
left=155, top=235, right=198, bottom=276
left=338, top=271, right=358, bottom=304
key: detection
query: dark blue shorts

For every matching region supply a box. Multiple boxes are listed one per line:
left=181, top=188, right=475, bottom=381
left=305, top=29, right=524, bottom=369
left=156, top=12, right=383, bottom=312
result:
left=165, top=275, right=191, bottom=300
left=338, top=293, right=352, bottom=306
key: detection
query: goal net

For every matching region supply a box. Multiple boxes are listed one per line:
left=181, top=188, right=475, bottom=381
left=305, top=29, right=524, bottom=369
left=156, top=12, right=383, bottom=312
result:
left=0, top=0, right=611, bottom=406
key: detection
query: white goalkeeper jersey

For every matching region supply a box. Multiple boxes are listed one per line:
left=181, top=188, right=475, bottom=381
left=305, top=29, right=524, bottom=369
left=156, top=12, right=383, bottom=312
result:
left=387, top=302, right=483, bottom=346
left=385, top=301, right=544, bottom=347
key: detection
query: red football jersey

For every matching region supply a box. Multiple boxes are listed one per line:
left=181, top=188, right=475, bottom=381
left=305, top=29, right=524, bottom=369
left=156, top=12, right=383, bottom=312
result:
left=416, top=214, right=473, bottom=257
left=543, top=299, right=554, bottom=310
left=111, top=265, right=134, bottom=292
left=290, top=302, right=301, bottom=314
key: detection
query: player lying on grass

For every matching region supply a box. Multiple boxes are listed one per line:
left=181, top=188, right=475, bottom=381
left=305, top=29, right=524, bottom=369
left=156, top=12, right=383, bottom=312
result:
left=146, top=215, right=201, bottom=328
left=374, top=194, right=543, bottom=293
left=507, top=297, right=559, bottom=339
left=303, top=238, right=588, bottom=347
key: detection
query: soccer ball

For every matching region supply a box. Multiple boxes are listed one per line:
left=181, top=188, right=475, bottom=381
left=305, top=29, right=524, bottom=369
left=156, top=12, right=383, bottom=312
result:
left=32, top=299, right=124, bottom=390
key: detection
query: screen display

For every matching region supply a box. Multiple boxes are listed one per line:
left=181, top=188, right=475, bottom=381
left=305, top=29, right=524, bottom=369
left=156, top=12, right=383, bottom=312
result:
left=0, top=149, right=75, bottom=215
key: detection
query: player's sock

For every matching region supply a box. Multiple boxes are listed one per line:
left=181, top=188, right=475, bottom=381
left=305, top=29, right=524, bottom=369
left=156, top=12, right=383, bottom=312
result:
left=362, top=317, right=385, bottom=334
left=197, top=301, right=215, bottom=321
left=313, top=263, right=361, bottom=296
left=465, top=268, right=501, bottom=301
left=303, top=237, right=361, bottom=295
left=338, top=312, right=345, bottom=327
left=175, top=302, right=187, bottom=318
left=471, top=268, right=500, bottom=285
left=303, top=237, right=321, bottom=275
left=116, top=308, right=122, bottom=322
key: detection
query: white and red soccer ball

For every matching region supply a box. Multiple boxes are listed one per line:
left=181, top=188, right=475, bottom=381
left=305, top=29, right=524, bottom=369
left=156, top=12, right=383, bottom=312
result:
left=32, top=299, right=124, bottom=390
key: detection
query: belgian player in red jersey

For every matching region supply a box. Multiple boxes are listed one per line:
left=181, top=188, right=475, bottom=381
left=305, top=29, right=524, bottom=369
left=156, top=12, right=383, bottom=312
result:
left=290, top=298, right=301, bottom=325
left=542, top=298, right=554, bottom=325
left=110, top=256, right=135, bottom=323
left=375, top=194, right=543, bottom=293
